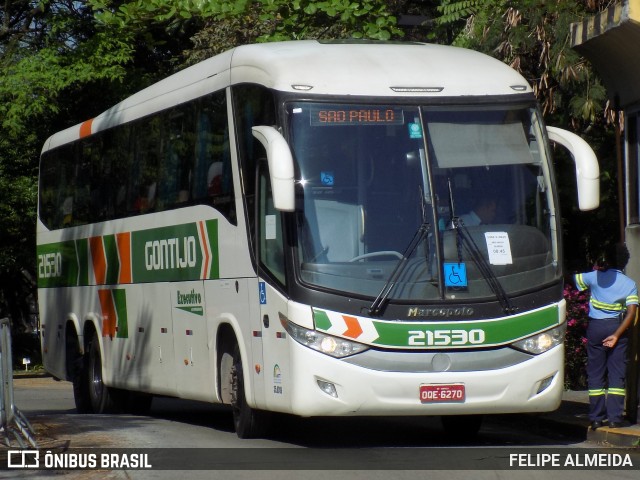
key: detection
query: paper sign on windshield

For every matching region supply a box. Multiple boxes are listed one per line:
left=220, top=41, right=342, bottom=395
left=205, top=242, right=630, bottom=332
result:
left=484, top=232, right=513, bottom=265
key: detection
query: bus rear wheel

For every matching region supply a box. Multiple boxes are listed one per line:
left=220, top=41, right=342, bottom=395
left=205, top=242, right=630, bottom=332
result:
left=230, top=344, right=270, bottom=439
left=85, top=330, right=117, bottom=413
left=69, top=328, right=91, bottom=413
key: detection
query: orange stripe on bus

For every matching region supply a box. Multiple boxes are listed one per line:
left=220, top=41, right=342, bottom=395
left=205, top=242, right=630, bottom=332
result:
left=198, top=221, right=210, bottom=279
left=89, top=236, right=107, bottom=285
left=116, top=232, right=132, bottom=284
left=342, top=315, right=363, bottom=339
left=79, top=118, right=94, bottom=138
left=98, top=289, right=117, bottom=338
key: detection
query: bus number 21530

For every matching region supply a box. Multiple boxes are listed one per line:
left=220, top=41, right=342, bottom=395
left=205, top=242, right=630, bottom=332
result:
left=408, top=329, right=486, bottom=347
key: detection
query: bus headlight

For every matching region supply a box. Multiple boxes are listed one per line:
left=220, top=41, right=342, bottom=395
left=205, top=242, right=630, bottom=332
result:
left=281, top=317, right=369, bottom=358
left=511, top=323, right=566, bottom=355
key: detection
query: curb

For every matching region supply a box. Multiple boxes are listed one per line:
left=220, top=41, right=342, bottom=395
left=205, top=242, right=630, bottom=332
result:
left=536, top=392, right=640, bottom=448
left=587, top=425, right=640, bottom=448
left=12, top=371, right=51, bottom=380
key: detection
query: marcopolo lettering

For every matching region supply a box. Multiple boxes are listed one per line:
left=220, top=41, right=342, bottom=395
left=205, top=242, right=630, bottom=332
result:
left=145, top=237, right=197, bottom=271
left=407, top=306, right=475, bottom=318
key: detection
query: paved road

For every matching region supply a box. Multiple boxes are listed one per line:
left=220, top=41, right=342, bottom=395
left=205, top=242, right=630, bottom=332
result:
left=3, top=376, right=639, bottom=480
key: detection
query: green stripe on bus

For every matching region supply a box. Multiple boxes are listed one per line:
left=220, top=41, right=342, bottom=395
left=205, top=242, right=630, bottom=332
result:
left=37, top=220, right=220, bottom=287
left=112, top=289, right=129, bottom=338
left=312, top=304, right=559, bottom=348
left=371, top=306, right=558, bottom=348
left=76, top=238, right=89, bottom=286
left=132, top=223, right=203, bottom=283
left=103, top=234, right=120, bottom=285
left=37, top=241, right=79, bottom=288
left=206, top=220, right=219, bottom=279
left=313, top=310, right=332, bottom=331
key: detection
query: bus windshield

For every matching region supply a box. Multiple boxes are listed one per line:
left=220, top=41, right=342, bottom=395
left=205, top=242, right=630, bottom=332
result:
left=288, top=102, right=558, bottom=303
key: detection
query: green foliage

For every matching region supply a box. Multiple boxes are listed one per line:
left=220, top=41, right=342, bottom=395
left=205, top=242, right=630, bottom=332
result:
left=88, top=0, right=402, bottom=44
left=436, top=0, right=483, bottom=25
left=0, top=1, right=137, bottom=331
left=433, top=0, right=609, bottom=127
left=433, top=1, right=622, bottom=268
left=1, top=36, right=132, bottom=137
left=569, top=80, right=607, bottom=124
left=564, top=284, right=589, bottom=389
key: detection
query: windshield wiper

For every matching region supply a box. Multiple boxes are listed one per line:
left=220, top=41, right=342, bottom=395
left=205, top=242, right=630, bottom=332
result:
left=366, top=187, right=431, bottom=317
left=447, top=179, right=517, bottom=315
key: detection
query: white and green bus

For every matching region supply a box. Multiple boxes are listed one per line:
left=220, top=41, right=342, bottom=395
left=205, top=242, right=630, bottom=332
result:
left=37, top=40, right=600, bottom=438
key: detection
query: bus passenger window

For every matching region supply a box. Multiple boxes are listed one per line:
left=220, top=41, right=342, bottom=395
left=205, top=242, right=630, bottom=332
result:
left=194, top=92, right=235, bottom=224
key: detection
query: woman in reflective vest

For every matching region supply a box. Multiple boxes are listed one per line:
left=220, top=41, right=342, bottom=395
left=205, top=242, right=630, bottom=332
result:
left=574, top=243, right=638, bottom=430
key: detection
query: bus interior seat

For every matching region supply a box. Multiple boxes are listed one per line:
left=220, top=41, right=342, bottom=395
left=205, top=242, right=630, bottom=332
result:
left=313, top=199, right=364, bottom=262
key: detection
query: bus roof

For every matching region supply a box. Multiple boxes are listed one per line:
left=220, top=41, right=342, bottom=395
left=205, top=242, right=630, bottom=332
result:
left=42, top=40, right=534, bottom=153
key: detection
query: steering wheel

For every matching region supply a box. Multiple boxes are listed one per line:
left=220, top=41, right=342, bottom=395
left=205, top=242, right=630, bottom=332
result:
left=349, top=251, right=403, bottom=262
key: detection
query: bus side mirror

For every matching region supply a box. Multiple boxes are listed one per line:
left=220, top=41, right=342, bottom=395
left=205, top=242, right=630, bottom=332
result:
left=546, top=126, right=600, bottom=211
left=252, top=126, right=295, bottom=212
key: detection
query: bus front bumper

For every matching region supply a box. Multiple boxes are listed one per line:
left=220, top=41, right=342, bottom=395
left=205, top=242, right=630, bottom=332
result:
left=285, top=341, right=564, bottom=417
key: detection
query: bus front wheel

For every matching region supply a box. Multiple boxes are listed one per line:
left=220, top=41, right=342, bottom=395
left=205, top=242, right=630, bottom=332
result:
left=230, top=344, right=270, bottom=438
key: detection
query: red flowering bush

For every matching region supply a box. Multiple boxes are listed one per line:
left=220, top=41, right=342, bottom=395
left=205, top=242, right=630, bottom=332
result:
left=563, top=283, right=590, bottom=389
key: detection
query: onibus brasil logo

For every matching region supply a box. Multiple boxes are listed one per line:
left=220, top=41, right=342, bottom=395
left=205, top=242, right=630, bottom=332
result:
left=7, top=450, right=152, bottom=469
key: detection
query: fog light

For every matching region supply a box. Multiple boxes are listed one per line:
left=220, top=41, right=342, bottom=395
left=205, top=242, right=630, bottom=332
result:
left=317, top=379, right=338, bottom=398
left=536, top=374, right=555, bottom=394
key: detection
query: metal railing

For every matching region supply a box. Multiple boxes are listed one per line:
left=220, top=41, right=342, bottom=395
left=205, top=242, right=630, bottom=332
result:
left=0, top=317, right=37, bottom=448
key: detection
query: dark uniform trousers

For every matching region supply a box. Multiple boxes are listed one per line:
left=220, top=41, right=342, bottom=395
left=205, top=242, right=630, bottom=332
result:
left=586, top=317, right=628, bottom=423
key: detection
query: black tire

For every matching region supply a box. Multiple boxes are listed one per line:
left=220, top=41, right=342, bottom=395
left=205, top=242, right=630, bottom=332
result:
left=71, top=335, right=92, bottom=414
left=85, top=330, right=116, bottom=413
left=231, top=344, right=270, bottom=438
left=440, top=414, right=484, bottom=439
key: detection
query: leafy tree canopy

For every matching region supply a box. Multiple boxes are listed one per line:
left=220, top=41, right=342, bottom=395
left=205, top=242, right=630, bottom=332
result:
left=0, top=1, right=136, bottom=330
left=434, top=0, right=621, bottom=268
left=88, top=0, right=403, bottom=47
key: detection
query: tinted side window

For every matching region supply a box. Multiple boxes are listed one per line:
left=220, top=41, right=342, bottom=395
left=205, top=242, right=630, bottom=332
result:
left=38, top=90, right=236, bottom=229
left=195, top=92, right=235, bottom=224
left=231, top=85, right=276, bottom=255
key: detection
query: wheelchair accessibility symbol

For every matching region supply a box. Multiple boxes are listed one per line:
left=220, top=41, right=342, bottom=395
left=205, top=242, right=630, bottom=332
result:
left=259, top=282, right=267, bottom=305
left=444, top=263, right=468, bottom=288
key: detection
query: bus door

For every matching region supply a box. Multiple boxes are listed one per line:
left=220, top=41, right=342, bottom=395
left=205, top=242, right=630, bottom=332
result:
left=257, top=280, right=290, bottom=410
left=256, top=162, right=291, bottom=411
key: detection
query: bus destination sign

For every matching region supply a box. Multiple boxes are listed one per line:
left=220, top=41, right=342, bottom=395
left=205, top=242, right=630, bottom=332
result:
left=310, top=106, right=404, bottom=126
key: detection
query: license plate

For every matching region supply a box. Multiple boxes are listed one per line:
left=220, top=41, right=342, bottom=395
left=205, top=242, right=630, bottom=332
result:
left=419, top=384, right=465, bottom=403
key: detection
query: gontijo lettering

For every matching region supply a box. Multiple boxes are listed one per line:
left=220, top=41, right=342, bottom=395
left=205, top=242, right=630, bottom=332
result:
left=145, top=236, right=197, bottom=271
